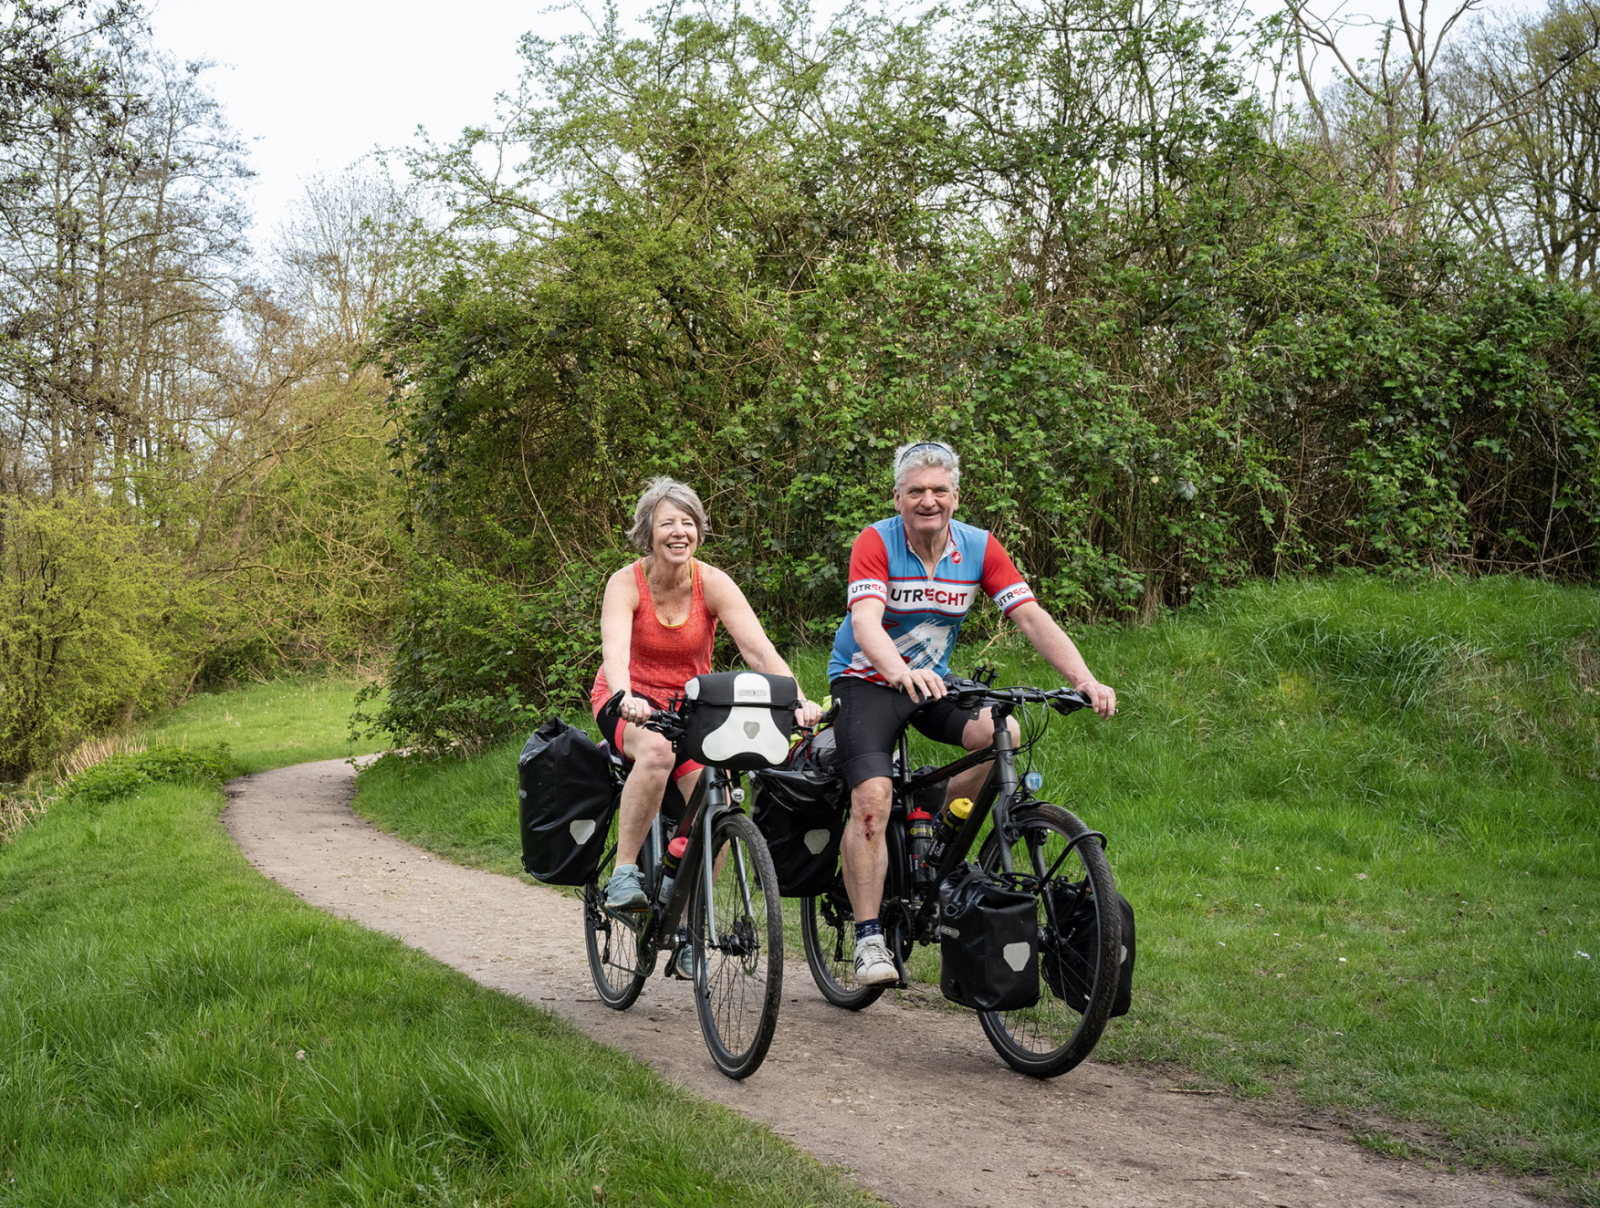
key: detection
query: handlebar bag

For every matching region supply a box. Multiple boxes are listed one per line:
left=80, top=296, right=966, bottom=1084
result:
left=1042, top=880, right=1136, bottom=1017
left=678, top=671, right=798, bottom=771
left=938, top=863, right=1040, bottom=1012
left=517, top=717, right=620, bottom=885
left=750, top=756, right=848, bottom=897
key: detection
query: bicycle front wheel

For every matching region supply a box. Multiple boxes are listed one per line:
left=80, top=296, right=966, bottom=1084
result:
left=688, top=811, right=783, bottom=1079
left=583, top=819, right=648, bottom=1010
left=800, top=887, right=886, bottom=1011
left=976, top=802, right=1122, bottom=1078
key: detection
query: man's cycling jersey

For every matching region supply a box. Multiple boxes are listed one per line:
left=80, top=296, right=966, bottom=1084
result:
left=827, top=516, right=1035, bottom=683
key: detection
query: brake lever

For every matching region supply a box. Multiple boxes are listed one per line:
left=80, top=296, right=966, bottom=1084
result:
left=1050, top=689, right=1093, bottom=714
left=942, top=675, right=987, bottom=712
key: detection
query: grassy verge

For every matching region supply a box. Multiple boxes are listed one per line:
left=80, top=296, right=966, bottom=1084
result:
left=355, top=574, right=1600, bottom=1202
left=143, top=674, right=384, bottom=773
left=0, top=680, right=878, bottom=1205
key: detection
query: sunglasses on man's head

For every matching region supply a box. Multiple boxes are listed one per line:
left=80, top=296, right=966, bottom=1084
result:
left=896, top=441, right=954, bottom=466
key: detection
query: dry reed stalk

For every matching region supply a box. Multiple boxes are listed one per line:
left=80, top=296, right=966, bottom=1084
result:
left=0, top=785, right=53, bottom=845
left=54, top=733, right=145, bottom=782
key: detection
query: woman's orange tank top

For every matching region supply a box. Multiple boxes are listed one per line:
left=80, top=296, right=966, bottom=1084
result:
left=590, top=560, right=718, bottom=711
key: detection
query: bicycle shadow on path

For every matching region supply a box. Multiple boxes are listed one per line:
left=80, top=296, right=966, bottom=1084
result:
left=223, top=758, right=1543, bottom=1208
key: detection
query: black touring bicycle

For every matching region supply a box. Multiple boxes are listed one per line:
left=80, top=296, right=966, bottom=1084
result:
left=518, top=671, right=801, bottom=1079
left=750, top=667, right=1133, bottom=1078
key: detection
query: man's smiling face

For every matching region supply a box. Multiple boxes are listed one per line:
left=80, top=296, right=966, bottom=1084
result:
left=894, top=464, right=958, bottom=545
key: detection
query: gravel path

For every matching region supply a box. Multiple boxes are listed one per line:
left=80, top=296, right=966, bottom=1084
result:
left=222, top=758, right=1545, bottom=1208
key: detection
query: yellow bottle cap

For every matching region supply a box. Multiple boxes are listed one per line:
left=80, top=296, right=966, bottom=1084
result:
left=949, top=797, right=973, bottom=820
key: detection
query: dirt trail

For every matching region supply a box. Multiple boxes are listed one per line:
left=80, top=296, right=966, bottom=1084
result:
left=223, top=759, right=1543, bottom=1208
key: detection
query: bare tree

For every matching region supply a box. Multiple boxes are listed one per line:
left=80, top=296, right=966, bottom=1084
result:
left=0, top=21, right=253, bottom=505
left=1443, top=0, right=1600, bottom=283
left=1284, top=0, right=1600, bottom=237
left=272, top=164, right=421, bottom=357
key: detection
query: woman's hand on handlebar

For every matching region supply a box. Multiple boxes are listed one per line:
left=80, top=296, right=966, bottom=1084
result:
left=618, top=691, right=655, bottom=726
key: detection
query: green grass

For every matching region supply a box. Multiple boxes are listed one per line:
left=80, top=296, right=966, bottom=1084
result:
left=142, top=674, right=385, bottom=773
left=0, top=681, right=878, bottom=1205
left=355, top=574, right=1600, bottom=1202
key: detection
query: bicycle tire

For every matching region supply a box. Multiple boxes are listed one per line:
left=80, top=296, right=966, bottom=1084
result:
left=800, top=888, right=887, bottom=1011
left=688, top=811, right=783, bottom=1079
left=976, top=802, right=1121, bottom=1078
left=583, top=816, right=648, bottom=1010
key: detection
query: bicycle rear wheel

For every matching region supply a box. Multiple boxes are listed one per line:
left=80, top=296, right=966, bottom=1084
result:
left=800, top=887, right=886, bottom=1011
left=689, top=811, right=783, bottom=1079
left=976, top=802, right=1121, bottom=1078
left=583, top=817, right=649, bottom=1010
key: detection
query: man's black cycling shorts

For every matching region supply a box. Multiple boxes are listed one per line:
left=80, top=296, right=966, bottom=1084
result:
left=829, top=675, right=979, bottom=788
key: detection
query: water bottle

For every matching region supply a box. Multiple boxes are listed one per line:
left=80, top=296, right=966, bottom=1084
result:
left=926, top=797, right=974, bottom=866
left=907, top=809, right=936, bottom=885
left=656, top=836, right=689, bottom=904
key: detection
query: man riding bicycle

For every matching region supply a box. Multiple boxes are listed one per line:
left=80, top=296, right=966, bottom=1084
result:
left=830, top=440, right=1118, bottom=986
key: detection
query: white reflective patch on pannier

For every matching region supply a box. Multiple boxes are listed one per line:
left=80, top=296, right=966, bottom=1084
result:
left=699, top=706, right=790, bottom=766
left=1002, top=942, right=1031, bottom=972
left=569, top=819, right=595, bottom=845
left=803, top=828, right=830, bottom=855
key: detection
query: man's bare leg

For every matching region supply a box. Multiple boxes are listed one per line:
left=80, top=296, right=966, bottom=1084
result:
left=839, top=775, right=897, bottom=984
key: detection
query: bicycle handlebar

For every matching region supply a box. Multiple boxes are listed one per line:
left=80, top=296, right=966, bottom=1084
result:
left=943, top=676, right=1092, bottom=716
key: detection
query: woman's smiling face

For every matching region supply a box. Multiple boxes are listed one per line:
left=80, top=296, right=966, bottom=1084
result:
left=650, top=501, right=700, bottom=565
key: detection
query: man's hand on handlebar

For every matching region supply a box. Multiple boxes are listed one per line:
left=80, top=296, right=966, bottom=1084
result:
left=887, top=665, right=947, bottom=703
left=795, top=698, right=822, bottom=728
left=1076, top=679, right=1117, bottom=719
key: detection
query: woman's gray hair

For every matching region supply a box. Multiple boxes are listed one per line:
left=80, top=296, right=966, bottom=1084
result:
left=628, top=477, right=711, bottom=554
left=893, top=440, right=961, bottom=489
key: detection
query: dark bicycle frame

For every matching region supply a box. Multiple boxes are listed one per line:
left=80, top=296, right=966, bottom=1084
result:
left=590, top=725, right=749, bottom=977
left=868, top=678, right=1103, bottom=980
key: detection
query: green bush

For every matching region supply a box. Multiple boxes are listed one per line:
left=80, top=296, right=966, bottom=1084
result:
left=64, top=745, right=241, bottom=805
left=367, top=0, right=1600, bottom=748
left=0, top=500, right=183, bottom=779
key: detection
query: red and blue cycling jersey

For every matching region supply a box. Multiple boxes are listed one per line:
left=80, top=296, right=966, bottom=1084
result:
left=827, top=516, right=1036, bottom=684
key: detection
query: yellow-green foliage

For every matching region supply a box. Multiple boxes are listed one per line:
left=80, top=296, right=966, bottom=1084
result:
left=0, top=500, right=181, bottom=779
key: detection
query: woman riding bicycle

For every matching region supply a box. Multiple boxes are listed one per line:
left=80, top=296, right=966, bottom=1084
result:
left=592, top=476, right=821, bottom=910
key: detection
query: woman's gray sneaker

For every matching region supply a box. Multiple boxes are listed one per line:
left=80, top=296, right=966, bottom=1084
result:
left=853, top=934, right=898, bottom=986
left=605, top=864, right=648, bottom=909
left=673, top=945, right=696, bottom=980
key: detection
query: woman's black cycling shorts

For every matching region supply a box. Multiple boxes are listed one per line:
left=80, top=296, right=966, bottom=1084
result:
left=829, top=675, right=979, bottom=788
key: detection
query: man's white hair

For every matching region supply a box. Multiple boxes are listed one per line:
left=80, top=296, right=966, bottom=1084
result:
left=893, top=440, right=960, bottom=489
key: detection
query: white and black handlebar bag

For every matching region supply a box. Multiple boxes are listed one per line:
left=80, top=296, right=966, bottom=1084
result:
left=679, top=671, right=799, bottom=771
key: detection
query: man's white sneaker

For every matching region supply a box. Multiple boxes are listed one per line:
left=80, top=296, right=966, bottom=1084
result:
left=853, top=934, right=898, bottom=986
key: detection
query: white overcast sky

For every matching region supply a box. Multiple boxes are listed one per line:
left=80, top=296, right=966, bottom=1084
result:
left=144, top=0, right=1530, bottom=251
left=146, top=0, right=661, bottom=248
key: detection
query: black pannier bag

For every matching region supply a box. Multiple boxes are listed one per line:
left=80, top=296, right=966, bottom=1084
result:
left=517, top=717, right=620, bottom=885
left=938, top=863, right=1041, bottom=1012
left=1043, top=881, right=1136, bottom=1017
left=750, top=748, right=849, bottom=897
left=677, top=671, right=799, bottom=771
